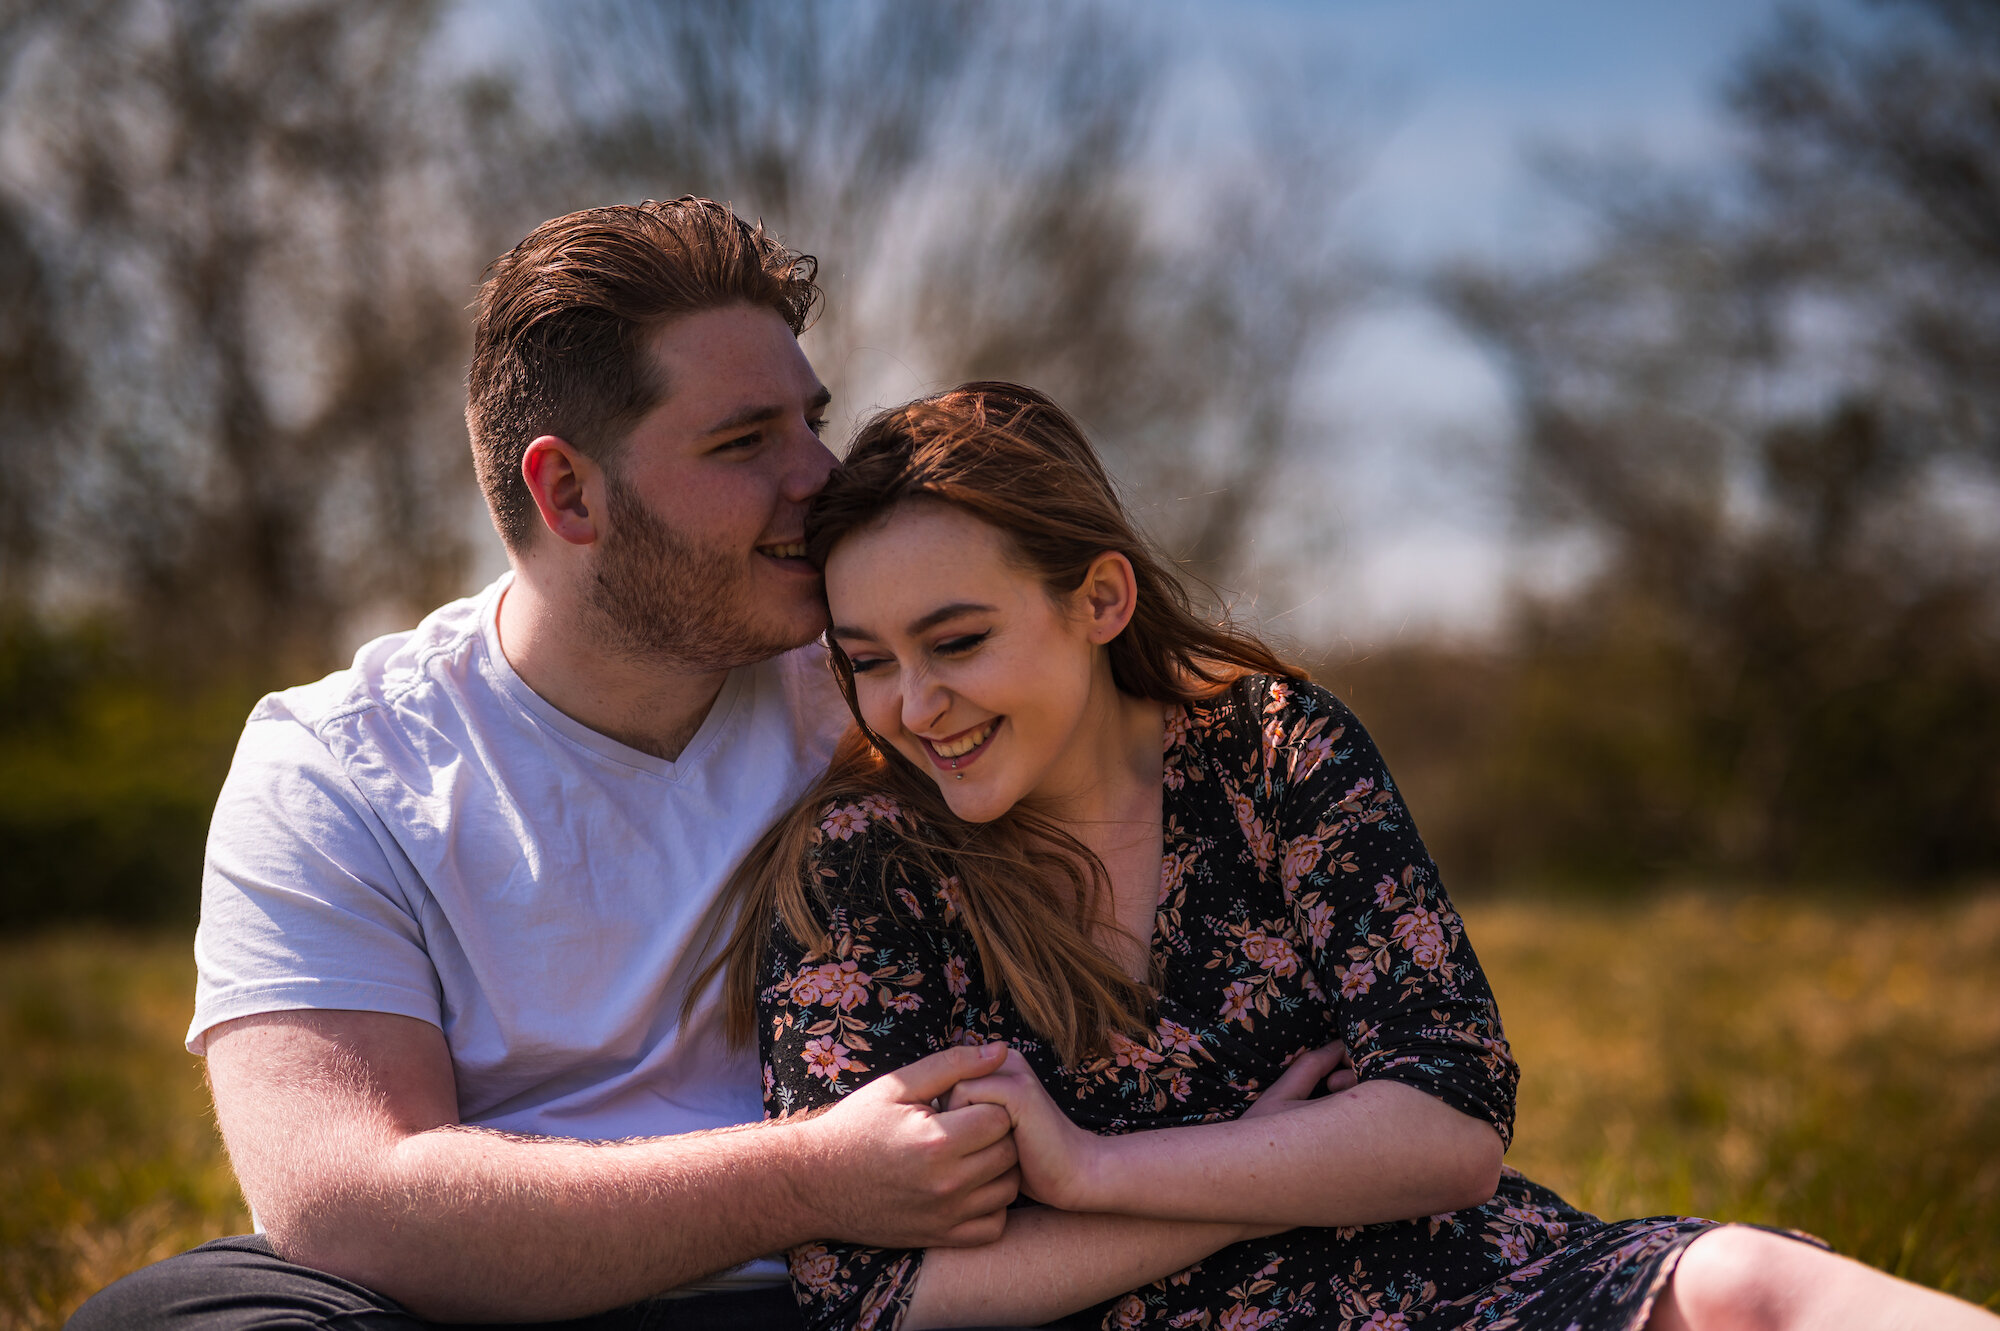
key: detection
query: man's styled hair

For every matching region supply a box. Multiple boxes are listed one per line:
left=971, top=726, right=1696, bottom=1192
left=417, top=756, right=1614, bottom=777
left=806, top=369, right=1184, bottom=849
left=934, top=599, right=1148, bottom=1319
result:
left=466, top=197, right=822, bottom=549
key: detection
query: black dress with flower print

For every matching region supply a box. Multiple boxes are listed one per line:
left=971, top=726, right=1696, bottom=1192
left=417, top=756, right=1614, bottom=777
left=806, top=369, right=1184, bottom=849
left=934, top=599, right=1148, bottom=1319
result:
left=758, top=677, right=1788, bottom=1331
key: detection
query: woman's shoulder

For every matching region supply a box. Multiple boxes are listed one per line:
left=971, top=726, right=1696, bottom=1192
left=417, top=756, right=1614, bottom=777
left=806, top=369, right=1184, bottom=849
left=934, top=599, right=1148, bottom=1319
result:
left=796, top=790, right=968, bottom=931
left=1183, top=673, right=1361, bottom=754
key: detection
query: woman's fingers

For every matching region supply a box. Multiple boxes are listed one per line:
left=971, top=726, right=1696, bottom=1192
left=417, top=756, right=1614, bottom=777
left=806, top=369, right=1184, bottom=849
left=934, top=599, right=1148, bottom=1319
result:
left=1244, top=1041, right=1353, bottom=1117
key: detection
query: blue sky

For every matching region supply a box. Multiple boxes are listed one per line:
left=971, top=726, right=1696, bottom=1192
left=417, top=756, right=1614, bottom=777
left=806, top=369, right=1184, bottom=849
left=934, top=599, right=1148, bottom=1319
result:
left=1194, top=0, right=1854, bottom=639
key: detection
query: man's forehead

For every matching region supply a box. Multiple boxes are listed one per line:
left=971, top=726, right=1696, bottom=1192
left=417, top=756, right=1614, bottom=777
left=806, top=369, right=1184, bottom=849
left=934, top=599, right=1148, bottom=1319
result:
left=645, top=305, right=822, bottom=421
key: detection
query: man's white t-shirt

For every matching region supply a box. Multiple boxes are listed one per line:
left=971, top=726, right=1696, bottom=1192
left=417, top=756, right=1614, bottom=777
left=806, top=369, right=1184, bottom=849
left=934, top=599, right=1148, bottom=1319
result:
left=189, top=574, right=846, bottom=1285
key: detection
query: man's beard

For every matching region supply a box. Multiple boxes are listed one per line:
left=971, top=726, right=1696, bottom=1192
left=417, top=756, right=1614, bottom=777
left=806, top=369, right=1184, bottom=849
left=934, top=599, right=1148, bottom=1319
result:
left=581, top=473, right=816, bottom=673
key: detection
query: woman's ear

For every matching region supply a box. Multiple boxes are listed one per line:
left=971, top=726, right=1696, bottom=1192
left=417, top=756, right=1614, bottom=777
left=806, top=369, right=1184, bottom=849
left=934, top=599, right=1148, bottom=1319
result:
left=1076, top=551, right=1139, bottom=645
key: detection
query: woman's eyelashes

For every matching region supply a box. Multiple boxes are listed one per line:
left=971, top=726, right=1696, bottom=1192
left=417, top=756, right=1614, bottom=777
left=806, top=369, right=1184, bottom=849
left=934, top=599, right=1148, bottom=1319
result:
left=844, top=630, right=991, bottom=675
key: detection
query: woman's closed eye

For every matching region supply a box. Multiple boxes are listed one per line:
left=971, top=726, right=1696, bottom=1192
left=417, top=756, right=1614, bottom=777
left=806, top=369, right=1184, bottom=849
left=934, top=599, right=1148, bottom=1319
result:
left=935, top=631, right=990, bottom=656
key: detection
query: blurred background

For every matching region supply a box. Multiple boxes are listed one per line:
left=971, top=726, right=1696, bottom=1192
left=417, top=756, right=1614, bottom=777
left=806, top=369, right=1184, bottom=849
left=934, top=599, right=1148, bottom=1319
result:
left=1, top=0, right=1996, bottom=1324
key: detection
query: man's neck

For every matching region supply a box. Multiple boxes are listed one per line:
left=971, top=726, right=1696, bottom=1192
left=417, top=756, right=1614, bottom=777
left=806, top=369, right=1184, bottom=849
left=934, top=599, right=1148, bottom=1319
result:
left=495, top=572, right=732, bottom=763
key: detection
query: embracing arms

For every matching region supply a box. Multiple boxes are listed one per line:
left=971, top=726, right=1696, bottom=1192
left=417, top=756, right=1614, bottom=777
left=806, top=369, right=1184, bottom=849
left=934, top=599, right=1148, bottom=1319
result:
left=945, top=1043, right=1502, bottom=1229
left=204, top=1010, right=1019, bottom=1323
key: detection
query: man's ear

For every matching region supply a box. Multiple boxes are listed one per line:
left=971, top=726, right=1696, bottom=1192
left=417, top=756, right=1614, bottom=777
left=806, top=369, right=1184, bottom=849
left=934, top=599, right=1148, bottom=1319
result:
left=521, top=436, right=603, bottom=547
left=1077, top=551, right=1140, bottom=645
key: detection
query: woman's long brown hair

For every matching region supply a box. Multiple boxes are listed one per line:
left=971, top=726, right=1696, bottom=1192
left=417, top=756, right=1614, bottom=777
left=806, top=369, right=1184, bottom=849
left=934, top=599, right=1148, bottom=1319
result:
left=704, top=382, right=1301, bottom=1066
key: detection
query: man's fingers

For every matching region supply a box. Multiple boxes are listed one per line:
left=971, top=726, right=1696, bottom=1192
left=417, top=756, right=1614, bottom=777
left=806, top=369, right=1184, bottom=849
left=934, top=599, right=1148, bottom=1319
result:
left=1325, top=1068, right=1359, bottom=1093
left=1268, top=1044, right=1344, bottom=1098
left=877, top=1042, right=1009, bottom=1104
left=934, top=1208, right=1010, bottom=1248
left=952, top=1134, right=1020, bottom=1190
left=958, top=1168, right=1021, bottom=1219
left=932, top=1100, right=1015, bottom=1151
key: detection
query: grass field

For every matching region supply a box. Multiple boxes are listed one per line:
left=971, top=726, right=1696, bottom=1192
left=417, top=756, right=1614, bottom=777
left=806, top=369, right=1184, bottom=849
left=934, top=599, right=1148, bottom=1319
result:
left=3, top=891, right=1997, bottom=1328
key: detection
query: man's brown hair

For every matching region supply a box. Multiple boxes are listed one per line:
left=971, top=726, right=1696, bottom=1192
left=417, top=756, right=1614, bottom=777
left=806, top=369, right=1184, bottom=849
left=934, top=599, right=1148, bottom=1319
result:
left=466, top=197, right=821, bottom=549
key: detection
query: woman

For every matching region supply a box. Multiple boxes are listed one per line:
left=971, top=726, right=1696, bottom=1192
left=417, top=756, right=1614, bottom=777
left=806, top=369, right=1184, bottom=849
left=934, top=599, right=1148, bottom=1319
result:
left=711, top=382, right=1997, bottom=1331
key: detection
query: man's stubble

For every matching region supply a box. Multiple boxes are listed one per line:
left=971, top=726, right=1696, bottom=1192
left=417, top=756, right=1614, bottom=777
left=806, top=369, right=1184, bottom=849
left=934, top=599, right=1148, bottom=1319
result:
left=582, top=473, right=817, bottom=675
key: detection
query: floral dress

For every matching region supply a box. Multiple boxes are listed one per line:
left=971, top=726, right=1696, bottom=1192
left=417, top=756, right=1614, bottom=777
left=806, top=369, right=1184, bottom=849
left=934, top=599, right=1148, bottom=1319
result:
left=758, top=676, right=1783, bottom=1331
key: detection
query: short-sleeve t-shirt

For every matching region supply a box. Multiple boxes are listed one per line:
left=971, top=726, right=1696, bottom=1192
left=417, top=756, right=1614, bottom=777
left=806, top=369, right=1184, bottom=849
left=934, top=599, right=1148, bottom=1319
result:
left=190, top=574, right=846, bottom=1283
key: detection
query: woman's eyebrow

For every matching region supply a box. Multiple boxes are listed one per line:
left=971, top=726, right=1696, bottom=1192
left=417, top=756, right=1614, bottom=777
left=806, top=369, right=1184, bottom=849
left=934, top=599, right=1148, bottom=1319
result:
left=830, top=601, right=996, bottom=642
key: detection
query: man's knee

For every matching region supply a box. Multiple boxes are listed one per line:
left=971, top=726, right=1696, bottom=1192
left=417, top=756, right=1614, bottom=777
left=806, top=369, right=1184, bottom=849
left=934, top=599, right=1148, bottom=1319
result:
left=65, top=1235, right=417, bottom=1331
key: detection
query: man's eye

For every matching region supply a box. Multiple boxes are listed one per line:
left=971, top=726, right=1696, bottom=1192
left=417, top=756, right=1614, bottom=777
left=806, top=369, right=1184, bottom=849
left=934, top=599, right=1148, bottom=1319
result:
left=847, top=655, right=890, bottom=673
left=937, top=632, right=989, bottom=655
left=807, top=417, right=828, bottom=437
left=717, top=433, right=761, bottom=452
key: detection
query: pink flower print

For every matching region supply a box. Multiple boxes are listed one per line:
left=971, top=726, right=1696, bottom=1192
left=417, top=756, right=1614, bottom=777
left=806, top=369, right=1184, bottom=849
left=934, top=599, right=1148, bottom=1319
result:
left=1158, top=851, right=1191, bottom=905
left=802, top=1036, right=860, bottom=1083
left=1296, top=729, right=1337, bottom=783
left=1280, top=834, right=1324, bottom=899
left=1241, top=932, right=1300, bottom=977
left=1166, top=1068, right=1192, bottom=1101
left=1361, top=1314, right=1410, bottom=1331
left=1156, top=1018, right=1201, bottom=1054
left=1164, top=707, right=1191, bottom=749
left=1262, top=681, right=1292, bottom=715
left=1390, top=906, right=1447, bottom=971
left=1169, top=1310, right=1205, bottom=1325
left=1108, top=1030, right=1164, bottom=1069
left=762, top=1064, right=775, bottom=1098
left=944, top=955, right=969, bottom=996
left=1109, top=1295, right=1147, bottom=1330
left=1339, top=776, right=1377, bottom=810
left=857, top=793, right=901, bottom=823
left=820, top=804, right=867, bottom=840
left=936, top=877, right=964, bottom=923
left=1303, top=899, right=1337, bottom=949
left=789, top=1243, right=841, bottom=1295
left=1495, top=1229, right=1532, bottom=1265
left=1220, top=980, right=1256, bottom=1024
left=1219, top=1304, right=1279, bottom=1331
left=893, top=887, right=923, bottom=919
left=882, top=990, right=922, bottom=1013
left=1162, top=762, right=1186, bottom=791
left=796, top=960, right=871, bottom=1011
left=1338, top=960, right=1377, bottom=999
left=1373, top=874, right=1400, bottom=909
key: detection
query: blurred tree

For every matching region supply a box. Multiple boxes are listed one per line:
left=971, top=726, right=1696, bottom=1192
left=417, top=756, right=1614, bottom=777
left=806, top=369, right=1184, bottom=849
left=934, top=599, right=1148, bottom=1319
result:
left=1437, top=0, right=2000, bottom=883
left=0, top=0, right=483, bottom=678
left=518, top=0, right=1354, bottom=582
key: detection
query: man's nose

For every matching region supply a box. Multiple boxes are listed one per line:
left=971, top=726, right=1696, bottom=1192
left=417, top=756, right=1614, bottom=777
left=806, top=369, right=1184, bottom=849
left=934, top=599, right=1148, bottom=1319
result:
left=781, top=426, right=838, bottom=504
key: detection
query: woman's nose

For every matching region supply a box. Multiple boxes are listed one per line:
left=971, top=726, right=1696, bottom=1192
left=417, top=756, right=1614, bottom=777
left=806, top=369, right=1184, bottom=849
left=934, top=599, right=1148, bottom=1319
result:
left=901, top=667, right=949, bottom=735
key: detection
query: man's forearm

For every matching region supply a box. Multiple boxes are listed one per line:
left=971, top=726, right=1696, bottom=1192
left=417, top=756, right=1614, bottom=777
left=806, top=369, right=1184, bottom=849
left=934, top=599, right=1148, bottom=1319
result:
left=905, top=1208, right=1257, bottom=1330
left=275, top=1119, right=817, bottom=1322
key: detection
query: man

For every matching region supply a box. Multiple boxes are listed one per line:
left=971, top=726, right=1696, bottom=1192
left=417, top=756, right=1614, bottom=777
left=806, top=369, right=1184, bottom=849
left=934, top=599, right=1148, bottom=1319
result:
left=70, top=199, right=1022, bottom=1330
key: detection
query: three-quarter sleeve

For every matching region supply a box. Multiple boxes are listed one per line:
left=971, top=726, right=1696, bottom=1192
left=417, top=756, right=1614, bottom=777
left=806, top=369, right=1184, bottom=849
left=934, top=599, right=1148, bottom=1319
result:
left=1253, top=678, right=1519, bottom=1148
left=757, top=795, right=976, bottom=1331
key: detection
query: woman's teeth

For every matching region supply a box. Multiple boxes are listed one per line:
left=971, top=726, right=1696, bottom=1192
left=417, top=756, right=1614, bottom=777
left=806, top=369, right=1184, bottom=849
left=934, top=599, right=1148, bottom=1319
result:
left=932, top=721, right=995, bottom=759
left=760, top=542, right=807, bottom=559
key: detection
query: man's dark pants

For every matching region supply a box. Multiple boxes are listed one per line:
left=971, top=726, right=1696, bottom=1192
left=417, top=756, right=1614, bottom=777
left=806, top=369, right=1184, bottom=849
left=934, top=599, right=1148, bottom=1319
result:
left=64, top=1237, right=803, bottom=1331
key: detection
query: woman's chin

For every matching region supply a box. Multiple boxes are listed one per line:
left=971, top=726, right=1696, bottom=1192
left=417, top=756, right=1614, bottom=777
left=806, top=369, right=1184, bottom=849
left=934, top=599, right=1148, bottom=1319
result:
left=938, top=779, right=1016, bottom=824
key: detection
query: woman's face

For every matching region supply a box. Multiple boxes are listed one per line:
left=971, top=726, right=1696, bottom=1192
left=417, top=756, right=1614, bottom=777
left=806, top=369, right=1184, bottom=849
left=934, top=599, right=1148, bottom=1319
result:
left=824, top=501, right=1129, bottom=823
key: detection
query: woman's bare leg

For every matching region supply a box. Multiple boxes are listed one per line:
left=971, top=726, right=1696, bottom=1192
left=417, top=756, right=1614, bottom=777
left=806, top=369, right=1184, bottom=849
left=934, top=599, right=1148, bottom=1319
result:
left=1646, top=1225, right=2000, bottom=1331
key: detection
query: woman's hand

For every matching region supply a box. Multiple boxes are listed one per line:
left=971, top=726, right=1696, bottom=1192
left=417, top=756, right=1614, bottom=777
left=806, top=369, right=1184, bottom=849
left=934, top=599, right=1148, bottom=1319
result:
left=944, top=1047, right=1105, bottom=1212
left=1240, top=1040, right=1356, bottom=1120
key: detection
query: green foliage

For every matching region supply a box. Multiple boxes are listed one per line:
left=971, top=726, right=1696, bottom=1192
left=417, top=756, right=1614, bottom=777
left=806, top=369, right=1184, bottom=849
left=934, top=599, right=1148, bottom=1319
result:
left=0, top=620, right=254, bottom=927
left=0, top=932, right=246, bottom=1331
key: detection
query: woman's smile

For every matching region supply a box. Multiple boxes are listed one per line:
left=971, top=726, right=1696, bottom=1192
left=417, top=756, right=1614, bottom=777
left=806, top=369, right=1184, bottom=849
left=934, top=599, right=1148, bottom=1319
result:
left=922, top=717, right=1003, bottom=771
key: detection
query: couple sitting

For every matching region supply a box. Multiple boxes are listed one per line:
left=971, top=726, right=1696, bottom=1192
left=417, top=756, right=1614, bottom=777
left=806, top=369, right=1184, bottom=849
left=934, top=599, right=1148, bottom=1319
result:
left=73, top=199, right=1996, bottom=1331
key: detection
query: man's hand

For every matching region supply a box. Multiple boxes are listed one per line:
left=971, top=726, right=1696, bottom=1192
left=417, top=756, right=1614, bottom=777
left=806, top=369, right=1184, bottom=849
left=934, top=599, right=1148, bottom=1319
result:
left=797, top=1043, right=1022, bottom=1248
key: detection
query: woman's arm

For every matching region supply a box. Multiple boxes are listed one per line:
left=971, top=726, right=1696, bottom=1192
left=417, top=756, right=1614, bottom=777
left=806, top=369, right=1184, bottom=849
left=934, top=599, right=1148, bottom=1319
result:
left=946, top=1045, right=1501, bottom=1227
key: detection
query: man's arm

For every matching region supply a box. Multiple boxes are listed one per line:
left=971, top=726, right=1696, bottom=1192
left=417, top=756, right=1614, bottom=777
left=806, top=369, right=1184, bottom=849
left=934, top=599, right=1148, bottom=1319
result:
left=205, top=1010, right=1019, bottom=1323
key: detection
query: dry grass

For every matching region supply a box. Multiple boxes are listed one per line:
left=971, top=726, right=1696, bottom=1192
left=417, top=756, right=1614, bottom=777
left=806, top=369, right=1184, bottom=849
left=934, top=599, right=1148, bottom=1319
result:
left=3, top=892, right=1997, bottom=1328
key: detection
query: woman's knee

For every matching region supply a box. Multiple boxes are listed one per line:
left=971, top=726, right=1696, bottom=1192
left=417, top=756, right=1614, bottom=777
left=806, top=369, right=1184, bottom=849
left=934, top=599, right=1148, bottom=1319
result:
left=1661, top=1225, right=1814, bottom=1331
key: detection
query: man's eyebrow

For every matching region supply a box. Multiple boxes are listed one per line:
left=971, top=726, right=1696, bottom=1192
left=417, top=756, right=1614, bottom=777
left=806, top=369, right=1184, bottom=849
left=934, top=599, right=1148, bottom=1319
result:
left=830, top=602, right=996, bottom=643
left=699, top=385, right=832, bottom=438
